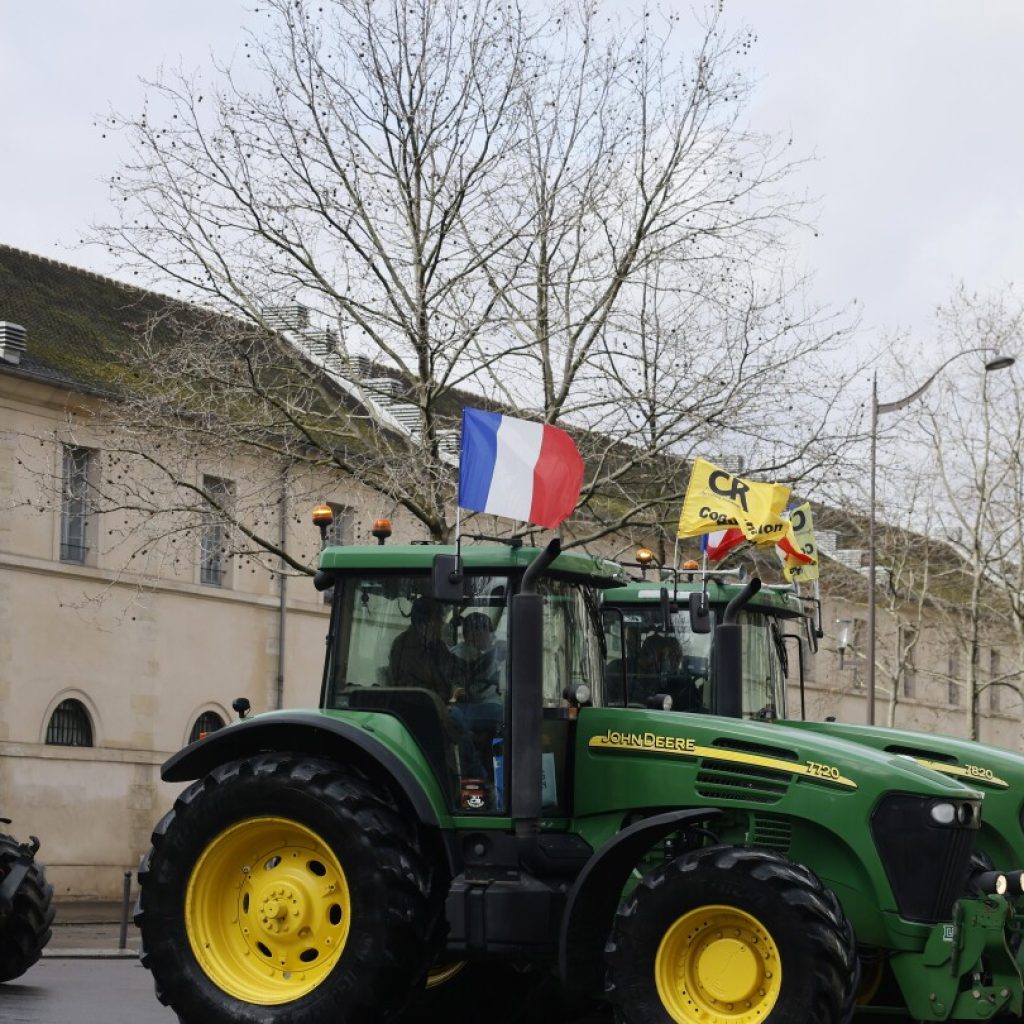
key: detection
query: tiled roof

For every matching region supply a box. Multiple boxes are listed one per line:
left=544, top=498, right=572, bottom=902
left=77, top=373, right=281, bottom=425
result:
left=0, top=244, right=186, bottom=395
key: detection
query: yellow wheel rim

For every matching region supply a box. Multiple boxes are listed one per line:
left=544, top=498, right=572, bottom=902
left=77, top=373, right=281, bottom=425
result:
left=856, top=956, right=884, bottom=1005
left=426, top=960, right=467, bottom=989
left=654, top=904, right=782, bottom=1024
left=185, top=816, right=351, bottom=1006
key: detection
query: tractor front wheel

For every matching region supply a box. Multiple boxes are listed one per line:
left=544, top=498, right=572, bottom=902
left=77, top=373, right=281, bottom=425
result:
left=137, top=753, right=443, bottom=1024
left=605, top=845, right=858, bottom=1024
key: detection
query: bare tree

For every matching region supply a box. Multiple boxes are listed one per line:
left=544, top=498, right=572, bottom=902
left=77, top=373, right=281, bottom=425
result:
left=879, top=289, right=1024, bottom=738
left=79, top=0, right=859, bottom=566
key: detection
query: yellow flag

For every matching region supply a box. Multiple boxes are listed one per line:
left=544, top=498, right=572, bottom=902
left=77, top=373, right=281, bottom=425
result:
left=677, top=458, right=791, bottom=545
left=780, top=501, right=819, bottom=582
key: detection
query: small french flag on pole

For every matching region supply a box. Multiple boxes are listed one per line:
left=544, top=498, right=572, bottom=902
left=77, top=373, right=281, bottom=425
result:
left=458, top=407, right=585, bottom=529
left=701, top=528, right=745, bottom=563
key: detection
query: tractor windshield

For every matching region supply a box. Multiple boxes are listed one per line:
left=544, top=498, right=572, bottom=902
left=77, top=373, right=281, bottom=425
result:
left=322, top=569, right=603, bottom=814
left=606, top=605, right=788, bottom=718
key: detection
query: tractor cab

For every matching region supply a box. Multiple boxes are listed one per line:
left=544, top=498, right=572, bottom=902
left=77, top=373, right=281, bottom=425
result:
left=602, top=578, right=808, bottom=720
left=317, top=541, right=625, bottom=814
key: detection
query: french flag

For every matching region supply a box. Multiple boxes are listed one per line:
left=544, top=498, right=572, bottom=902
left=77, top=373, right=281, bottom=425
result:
left=458, top=407, right=585, bottom=529
left=701, top=528, right=745, bottom=562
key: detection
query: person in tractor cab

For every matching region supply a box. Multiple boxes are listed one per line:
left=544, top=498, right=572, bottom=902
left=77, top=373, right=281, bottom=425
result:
left=388, top=597, right=465, bottom=701
left=450, top=612, right=504, bottom=734
left=636, top=634, right=703, bottom=712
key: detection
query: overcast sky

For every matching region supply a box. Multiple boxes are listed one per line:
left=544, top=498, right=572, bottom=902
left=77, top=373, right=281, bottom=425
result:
left=3, top=1, right=1022, bottom=354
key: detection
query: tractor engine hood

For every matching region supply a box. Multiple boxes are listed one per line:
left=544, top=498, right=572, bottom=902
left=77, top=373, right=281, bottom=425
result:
left=578, top=708, right=984, bottom=806
left=784, top=719, right=1016, bottom=792
left=576, top=709, right=986, bottom=927
left=786, top=719, right=1024, bottom=867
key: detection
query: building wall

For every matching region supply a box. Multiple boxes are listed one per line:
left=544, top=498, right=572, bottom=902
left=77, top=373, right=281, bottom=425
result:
left=789, top=589, right=1023, bottom=751
left=0, top=373, right=422, bottom=898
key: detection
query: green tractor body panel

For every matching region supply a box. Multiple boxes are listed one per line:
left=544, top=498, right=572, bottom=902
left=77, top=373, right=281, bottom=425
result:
left=604, top=577, right=804, bottom=616
left=163, top=707, right=456, bottom=828
left=786, top=720, right=1024, bottom=869
left=569, top=705, right=982, bottom=949
left=319, top=543, right=627, bottom=582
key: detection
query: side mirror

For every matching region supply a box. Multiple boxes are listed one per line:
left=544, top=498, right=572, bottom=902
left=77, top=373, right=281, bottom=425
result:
left=688, top=592, right=711, bottom=634
left=313, top=569, right=336, bottom=592
left=431, top=554, right=465, bottom=602
left=231, top=696, right=251, bottom=720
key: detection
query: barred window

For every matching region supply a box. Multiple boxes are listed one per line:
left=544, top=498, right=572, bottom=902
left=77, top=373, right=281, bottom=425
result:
left=188, top=710, right=226, bottom=744
left=45, top=698, right=93, bottom=747
left=60, top=445, right=93, bottom=563
left=900, top=626, right=917, bottom=698
left=989, top=650, right=1002, bottom=713
left=840, top=618, right=864, bottom=688
left=324, top=503, right=352, bottom=546
left=947, top=647, right=961, bottom=706
left=200, top=476, right=235, bottom=587
left=322, top=503, right=353, bottom=603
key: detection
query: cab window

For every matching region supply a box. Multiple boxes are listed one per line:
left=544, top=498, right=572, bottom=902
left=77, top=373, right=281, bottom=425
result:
left=325, top=572, right=508, bottom=814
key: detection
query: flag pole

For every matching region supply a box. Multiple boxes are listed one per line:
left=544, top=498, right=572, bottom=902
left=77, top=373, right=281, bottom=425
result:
left=454, top=499, right=463, bottom=565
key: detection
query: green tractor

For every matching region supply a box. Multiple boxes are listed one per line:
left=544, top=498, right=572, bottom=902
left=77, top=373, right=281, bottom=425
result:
left=138, top=538, right=1023, bottom=1023
left=601, top=572, right=1024, bottom=879
left=0, top=820, right=54, bottom=983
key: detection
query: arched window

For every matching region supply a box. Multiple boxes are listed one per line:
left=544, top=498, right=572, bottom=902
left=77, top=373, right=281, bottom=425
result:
left=188, top=710, right=226, bottom=744
left=45, top=699, right=94, bottom=747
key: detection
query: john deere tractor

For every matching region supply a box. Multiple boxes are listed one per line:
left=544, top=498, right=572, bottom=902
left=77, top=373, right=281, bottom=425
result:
left=602, top=572, right=1024, bottom=879
left=138, top=538, right=1024, bottom=1023
left=0, top=819, right=54, bottom=983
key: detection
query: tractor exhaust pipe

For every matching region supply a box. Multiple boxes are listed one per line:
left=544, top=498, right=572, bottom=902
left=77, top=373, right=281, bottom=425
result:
left=713, top=577, right=761, bottom=718
left=509, top=539, right=561, bottom=840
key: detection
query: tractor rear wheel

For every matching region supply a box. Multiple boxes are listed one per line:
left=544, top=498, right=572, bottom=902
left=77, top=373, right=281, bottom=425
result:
left=605, top=845, right=858, bottom=1024
left=0, top=833, right=55, bottom=983
left=136, top=753, right=444, bottom=1024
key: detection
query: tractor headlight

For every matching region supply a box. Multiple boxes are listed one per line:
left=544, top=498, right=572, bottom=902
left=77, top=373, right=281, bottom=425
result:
left=929, top=802, right=957, bottom=826
left=957, top=801, right=979, bottom=827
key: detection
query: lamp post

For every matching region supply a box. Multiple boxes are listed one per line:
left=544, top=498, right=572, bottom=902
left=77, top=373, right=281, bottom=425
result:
left=865, top=349, right=1015, bottom=725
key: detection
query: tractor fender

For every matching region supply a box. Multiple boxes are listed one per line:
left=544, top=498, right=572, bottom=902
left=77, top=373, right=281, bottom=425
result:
left=558, top=808, right=721, bottom=993
left=161, top=712, right=443, bottom=829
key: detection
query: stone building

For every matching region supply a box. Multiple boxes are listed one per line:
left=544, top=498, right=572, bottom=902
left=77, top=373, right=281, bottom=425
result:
left=789, top=517, right=1022, bottom=749
left=1, top=243, right=1019, bottom=900
left=0, top=245, right=427, bottom=899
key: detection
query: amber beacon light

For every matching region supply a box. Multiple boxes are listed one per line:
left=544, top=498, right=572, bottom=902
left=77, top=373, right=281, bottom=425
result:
left=312, top=504, right=334, bottom=545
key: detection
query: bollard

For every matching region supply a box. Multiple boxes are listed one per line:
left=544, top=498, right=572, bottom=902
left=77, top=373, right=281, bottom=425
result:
left=119, top=871, right=132, bottom=950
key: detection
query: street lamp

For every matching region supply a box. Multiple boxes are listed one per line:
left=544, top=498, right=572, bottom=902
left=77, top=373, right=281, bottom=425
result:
left=865, top=349, right=1015, bottom=725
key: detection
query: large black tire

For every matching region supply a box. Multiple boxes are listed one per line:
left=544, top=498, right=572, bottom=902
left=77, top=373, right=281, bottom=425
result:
left=0, top=833, right=55, bottom=983
left=605, top=845, right=859, bottom=1024
left=136, top=753, right=445, bottom=1024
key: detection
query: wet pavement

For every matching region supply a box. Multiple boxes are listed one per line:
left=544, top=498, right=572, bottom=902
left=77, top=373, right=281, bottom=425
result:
left=0, top=958, right=175, bottom=1024
left=1, top=902, right=612, bottom=1023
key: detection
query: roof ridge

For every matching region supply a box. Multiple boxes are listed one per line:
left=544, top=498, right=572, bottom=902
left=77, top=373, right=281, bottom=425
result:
left=0, top=243, right=183, bottom=307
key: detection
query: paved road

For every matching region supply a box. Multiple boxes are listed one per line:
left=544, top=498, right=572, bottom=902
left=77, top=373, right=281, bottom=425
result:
left=0, top=958, right=613, bottom=1024
left=0, top=958, right=176, bottom=1024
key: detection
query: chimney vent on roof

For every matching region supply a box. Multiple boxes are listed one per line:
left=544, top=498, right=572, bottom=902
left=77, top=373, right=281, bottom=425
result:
left=262, top=305, right=310, bottom=333
left=0, top=322, right=26, bottom=365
